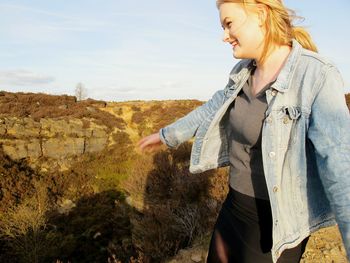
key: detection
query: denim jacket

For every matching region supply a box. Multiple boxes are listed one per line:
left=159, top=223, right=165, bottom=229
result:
left=159, top=39, right=350, bottom=262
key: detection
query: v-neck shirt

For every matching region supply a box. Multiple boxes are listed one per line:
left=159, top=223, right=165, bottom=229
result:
left=225, top=68, right=277, bottom=200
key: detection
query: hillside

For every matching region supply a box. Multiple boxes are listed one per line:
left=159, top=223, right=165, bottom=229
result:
left=0, top=91, right=349, bottom=263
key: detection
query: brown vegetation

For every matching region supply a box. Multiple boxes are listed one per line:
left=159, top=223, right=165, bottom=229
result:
left=0, top=91, right=126, bottom=131
left=129, top=100, right=203, bottom=137
left=122, top=142, right=229, bottom=262
left=0, top=144, right=41, bottom=213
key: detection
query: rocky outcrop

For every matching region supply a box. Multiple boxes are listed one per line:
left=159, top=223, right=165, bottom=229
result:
left=0, top=117, right=109, bottom=171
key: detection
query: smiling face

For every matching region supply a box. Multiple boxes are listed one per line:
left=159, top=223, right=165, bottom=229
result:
left=219, top=3, right=266, bottom=60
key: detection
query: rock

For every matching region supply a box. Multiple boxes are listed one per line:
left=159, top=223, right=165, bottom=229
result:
left=42, top=137, right=85, bottom=158
left=93, top=232, right=101, bottom=239
left=6, top=117, right=40, bottom=138
left=177, top=249, right=187, bottom=257
left=206, top=198, right=217, bottom=210
left=86, top=106, right=96, bottom=113
left=0, top=126, right=6, bottom=136
left=0, top=116, right=110, bottom=172
left=27, top=138, right=42, bottom=158
left=85, top=137, right=108, bottom=153
left=190, top=252, right=202, bottom=262
left=58, top=104, right=68, bottom=110
left=125, top=196, right=133, bottom=206
left=57, top=199, right=76, bottom=214
left=1, top=139, right=28, bottom=159
left=40, top=118, right=85, bottom=137
left=90, top=125, right=107, bottom=138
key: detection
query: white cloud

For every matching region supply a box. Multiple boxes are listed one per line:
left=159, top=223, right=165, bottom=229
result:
left=0, top=70, right=55, bottom=86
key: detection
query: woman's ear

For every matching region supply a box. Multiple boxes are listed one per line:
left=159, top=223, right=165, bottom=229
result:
left=256, top=4, right=268, bottom=27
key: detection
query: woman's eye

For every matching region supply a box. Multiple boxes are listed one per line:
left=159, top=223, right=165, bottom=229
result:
left=227, top=21, right=232, bottom=28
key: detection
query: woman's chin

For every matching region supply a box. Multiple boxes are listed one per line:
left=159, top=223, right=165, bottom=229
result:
left=232, top=50, right=250, bottom=60
left=232, top=52, right=242, bottom=59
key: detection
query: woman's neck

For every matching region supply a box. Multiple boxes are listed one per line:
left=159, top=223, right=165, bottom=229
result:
left=254, top=45, right=292, bottom=81
left=248, top=45, right=292, bottom=96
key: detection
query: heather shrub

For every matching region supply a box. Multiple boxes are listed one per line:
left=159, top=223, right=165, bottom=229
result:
left=46, top=190, right=135, bottom=263
left=131, top=105, right=141, bottom=112
left=0, top=144, right=42, bottom=213
left=131, top=111, right=144, bottom=125
left=130, top=100, right=203, bottom=138
left=0, top=180, right=54, bottom=263
left=0, top=91, right=125, bottom=132
left=112, top=130, right=132, bottom=146
left=125, top=142, right=227, bottom=261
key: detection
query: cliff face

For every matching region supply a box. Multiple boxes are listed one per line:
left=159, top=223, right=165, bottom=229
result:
left=0, top=117, right=109, bottom=171
left=0, top=91, right=131, bottom=172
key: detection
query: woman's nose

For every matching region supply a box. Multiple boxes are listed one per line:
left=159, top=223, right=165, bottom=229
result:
left=222, top=28, right=230, bottom=42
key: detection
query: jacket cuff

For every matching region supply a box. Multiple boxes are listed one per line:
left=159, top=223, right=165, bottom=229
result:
left=159, top=128, right=177, bottom=148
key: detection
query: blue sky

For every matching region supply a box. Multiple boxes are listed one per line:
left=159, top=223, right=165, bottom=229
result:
left=0, top=0, right=349, bottom=102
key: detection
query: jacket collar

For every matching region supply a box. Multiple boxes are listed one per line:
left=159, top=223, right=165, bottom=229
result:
left=229, top=39, right=302, bottom=93
left=271, top=39, right=302, bottom=93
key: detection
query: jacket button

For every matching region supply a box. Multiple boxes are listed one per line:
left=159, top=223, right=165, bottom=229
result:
left=283, top=116, right=289, bottom=124
left=266, top=117, right=272, bottom=123
left=273, top=186, right=278, bottom=193
left=269, top=151, right=276, bottom=158
left=271, top=90, right=277, bottom=96
left=275, top=250, right=280, bottom=256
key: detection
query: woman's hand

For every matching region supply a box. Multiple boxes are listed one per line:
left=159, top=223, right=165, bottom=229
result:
left=137, top=132, right=163, bottom=153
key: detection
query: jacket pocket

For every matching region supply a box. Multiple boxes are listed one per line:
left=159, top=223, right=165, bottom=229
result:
left=277, top=105, right=302, bottom=149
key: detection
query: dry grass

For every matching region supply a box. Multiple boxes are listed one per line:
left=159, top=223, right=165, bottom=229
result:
left=0, top=180, right=53, bottom=263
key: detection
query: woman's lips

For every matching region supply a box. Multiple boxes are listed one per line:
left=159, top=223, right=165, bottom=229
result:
left=232, top=41, right=238, bottom=48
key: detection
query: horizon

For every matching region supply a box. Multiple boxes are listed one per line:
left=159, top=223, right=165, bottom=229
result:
left=1, top=0, right=349, bottom=102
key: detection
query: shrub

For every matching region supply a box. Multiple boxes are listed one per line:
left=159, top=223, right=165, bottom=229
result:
left=131, top=106, right=141, bottom=112
left=124, top=142, right=226, bottom=261
left=131, top=112, right=144, bottom=125
left=46, top=190, right=135, bottom=263
left=0, top=180, right=53, bottom=263
left=0, top=144, right=41, bottom=213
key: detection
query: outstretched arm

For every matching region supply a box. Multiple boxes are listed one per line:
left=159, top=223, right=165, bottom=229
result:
left=159, top=88, right=226, bottom=148
left=137, top=83, right=230, bottom=153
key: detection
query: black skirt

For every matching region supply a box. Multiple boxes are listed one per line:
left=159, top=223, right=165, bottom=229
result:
left=206, top=186, right=309, bottom=263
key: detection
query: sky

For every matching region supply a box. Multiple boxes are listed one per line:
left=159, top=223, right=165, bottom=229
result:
left=0, top=0, right=349, bottom=102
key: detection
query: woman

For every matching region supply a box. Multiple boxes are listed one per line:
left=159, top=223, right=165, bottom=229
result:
left=137, top=0, right=350, bottom=262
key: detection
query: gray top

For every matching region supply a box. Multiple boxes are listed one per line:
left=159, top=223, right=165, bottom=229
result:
left=225, top=68, right=276, bottom=200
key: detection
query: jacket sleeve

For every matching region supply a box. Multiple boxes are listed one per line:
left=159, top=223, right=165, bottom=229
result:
left=158, top=88, right=225, bottom=148
left=307, top=64, right=350, bottom=259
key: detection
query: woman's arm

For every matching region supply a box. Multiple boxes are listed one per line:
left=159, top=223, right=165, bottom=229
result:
left=159, top=88, right=226, bottom=148
left=307, top=64, right=350, bottom=259
left=137, top=87, right=227, bottom=152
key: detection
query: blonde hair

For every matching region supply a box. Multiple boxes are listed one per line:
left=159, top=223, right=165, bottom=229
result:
left=216, top=0, right=318, bottom=63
